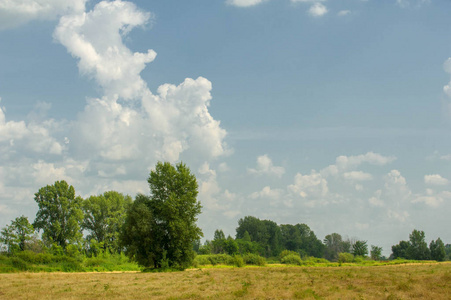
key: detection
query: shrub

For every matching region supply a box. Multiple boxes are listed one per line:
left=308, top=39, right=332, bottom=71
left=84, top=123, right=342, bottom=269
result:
left=233, top=255, right=245, bottom=267
left=16, top=251, right=53, bottom=265
left=279, top=250, right=300, bottom=260
left=338, top=252, right=354, bottom=263
left=243, top=253, right=266, bottom=266
left=281, top=254, right=302, bottom=265
left=11, top=257, right=30, bottom=271
left=208, top=254, right=234, bottom=266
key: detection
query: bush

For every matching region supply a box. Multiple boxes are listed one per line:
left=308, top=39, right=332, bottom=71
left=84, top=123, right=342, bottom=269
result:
left=61, top=257, right=84, bottom=272
left=208, top=254, right=234, bottom=266
left=279, top=250, right=300, bottom=260
left=281, top=254, right=302, bottom=265
left=243, top=253, right=266, bottom=266
left=16, top=251, right=53, bottom=265
left=338, top=252, right=354, bottom=263
left=11, top=257, right=30, bottom=271
left=233, top=255, right=245, bottom=267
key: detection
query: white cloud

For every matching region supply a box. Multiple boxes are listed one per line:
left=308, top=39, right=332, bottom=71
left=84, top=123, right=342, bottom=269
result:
left=0, top=100, right=64, bottom=156
left=249, top=186, right=284, bottom=206
left=248, top=154, right=285, bottom=177
left=54, top=1, right=155, bottom=100
left=336, top=152, right=396, bottom=170
left=337, top=10, right=351, bottom=17
left=387, top=210, right=409, bottom=222
left=396, top=0, right=431, bottom=8
left=321, top=152, right=395, bottom=177
left=440, top=153, right=451, bottom=161
left=288, top=171, right=328, bottom=206
left=444, top=58, right=451, bottom=98
left=412, top=189, right=451, bottom=208
left=343, top=171, right=373, bottom=181
left=0, top=0, right=87, bottom=30
left=226, top=0, right=267, bottom=7
left=308, top=3, right=328, bottom=17
left=424, top=174, right=449, bottom=186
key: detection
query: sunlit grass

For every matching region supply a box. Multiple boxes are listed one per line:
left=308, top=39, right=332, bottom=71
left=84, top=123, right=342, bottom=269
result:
left=0, top=262, right=450, bottom=299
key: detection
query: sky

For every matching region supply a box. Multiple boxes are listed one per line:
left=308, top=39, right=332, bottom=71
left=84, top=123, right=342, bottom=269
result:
left=1, top=0, right=451, bottom=256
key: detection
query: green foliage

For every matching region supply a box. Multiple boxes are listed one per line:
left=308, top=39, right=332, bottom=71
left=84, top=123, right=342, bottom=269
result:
left=0, top=216, right=34, bottom=253
left=122, top=162, right=203, bottom=270
left=82, top=191, right=132, bottom=254
left=233, top=255, right=245, bottom=267
left=324, top=233, right=350, bottom=261
left=407, top=230, right=430, bottom=260
left=370, top=245, right=383, bottom=260
left=33, top=181, right=83, bottom=250
left=281, top=254, right=302, bottom=265
left=338, top=252, right=354, bottom=263
left=392, top=240, right=410, bottom=259
left=430, top=238, right=446, bottom=261
left=242, top=253, right=266, bottom=266
left=352, top=240, right=368, bottom=257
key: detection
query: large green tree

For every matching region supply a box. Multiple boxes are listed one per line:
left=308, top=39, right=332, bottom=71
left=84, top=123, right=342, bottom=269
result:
left=407, top=229, right=430, bottom=260
left=121, top=162, right=203, bottom=270
left=33, top=180, right=83, bottom=249
left=0, top=216, right=34, bottom=253
left=82, top=191, right=132, bottom=254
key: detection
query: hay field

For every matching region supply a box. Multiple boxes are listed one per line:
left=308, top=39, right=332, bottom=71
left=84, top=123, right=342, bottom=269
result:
left=1, top=263, right=450, bottom=299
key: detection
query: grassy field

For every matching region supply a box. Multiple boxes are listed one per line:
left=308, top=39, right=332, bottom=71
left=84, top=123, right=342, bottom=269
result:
left=1, top=262, right=450, bottom=299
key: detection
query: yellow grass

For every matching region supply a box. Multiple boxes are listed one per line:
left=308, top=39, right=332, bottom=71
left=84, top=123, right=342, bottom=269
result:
left=1, top=262, right=450, bottom=299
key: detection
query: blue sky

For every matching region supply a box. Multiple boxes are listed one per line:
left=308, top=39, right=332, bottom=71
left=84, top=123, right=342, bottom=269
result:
left=1, top=0, right=451, bottom=255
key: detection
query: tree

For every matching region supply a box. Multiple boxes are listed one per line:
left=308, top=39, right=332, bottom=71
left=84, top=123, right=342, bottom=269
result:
left=212, top=229, right=226, bottom=254
left=352, top=240, right=368, bottom=257
left=407, top=229, right=430, bottom=260
left=391, top=240, right=410, bottom=259
left=33, top=181, right=83, bottom=249
left=430, top=238, right=446, bottom=262
left=82, top=191, right=132, bottom=254
left=324, top=233, right=346, bottom=261
left=370, top=245, right=382, bottom=260
left=121, top=162, right=202, bottom=270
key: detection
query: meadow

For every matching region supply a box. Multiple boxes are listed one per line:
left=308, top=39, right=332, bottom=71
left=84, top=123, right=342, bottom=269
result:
left=1, top=262, right=450, bottom=299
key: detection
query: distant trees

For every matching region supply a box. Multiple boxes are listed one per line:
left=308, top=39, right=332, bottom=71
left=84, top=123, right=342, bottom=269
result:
left=121, top=162, right=203, bottom=270
left=33, top=180, right=84, bottom=249
left=234, top=216, right=324, bottom=258
left=390, top=229, right=446, bottom=261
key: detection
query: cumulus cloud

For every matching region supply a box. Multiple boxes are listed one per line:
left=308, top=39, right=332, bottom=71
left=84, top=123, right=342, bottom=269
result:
left=54, top=1, right=155, bottom=100
left=308, top=3, right=328, bottom=17
left=0, top=99, right=64, bottom=156
left=321, top=152, right=395, bottom=177
left=343, top=171, right=373, bottom=181
left=248, top=154, right=285, bottom=177
left=424, top=174, right=449, bottom=186
left=412, top=189, right=451, bottom=208
left=288, top=171, right=329, bottom=207
left=0, top=0, right=87, bottom=30
left=0, top=1, right=230, bottom=222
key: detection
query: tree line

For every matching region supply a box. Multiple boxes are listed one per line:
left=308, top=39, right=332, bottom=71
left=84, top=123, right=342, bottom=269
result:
left=1, top=161, right=450, bottom=271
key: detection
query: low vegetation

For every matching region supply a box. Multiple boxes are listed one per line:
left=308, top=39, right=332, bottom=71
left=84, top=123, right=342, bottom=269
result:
left=0, top=262, right=449, bottom=299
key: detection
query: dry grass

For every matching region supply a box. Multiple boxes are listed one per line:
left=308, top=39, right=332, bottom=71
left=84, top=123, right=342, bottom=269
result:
left=1, top=262, right=450, bottom=299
